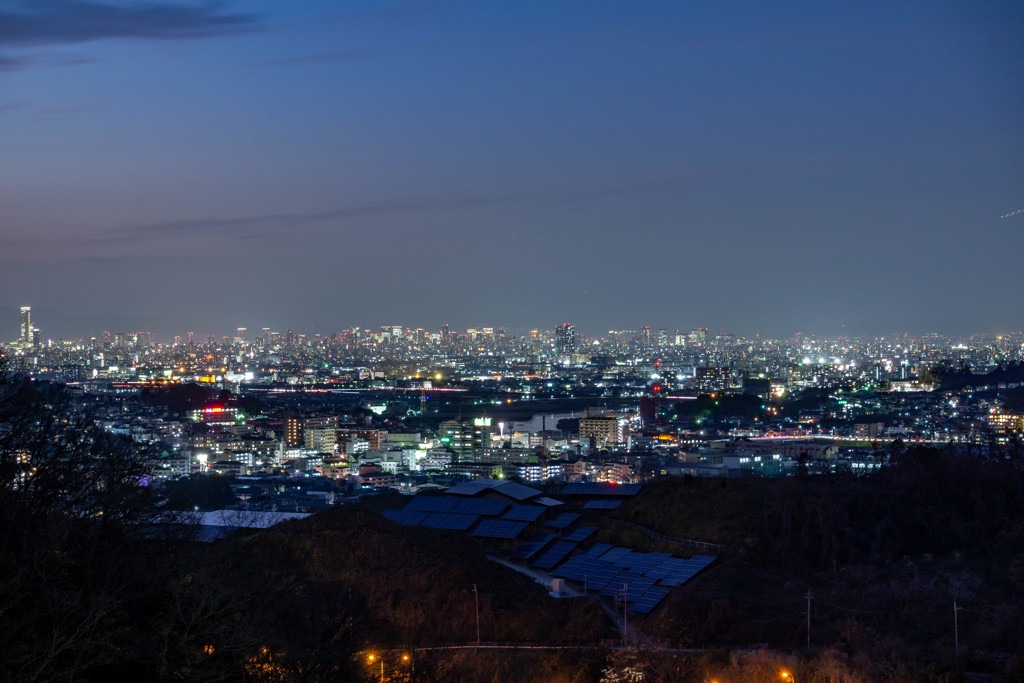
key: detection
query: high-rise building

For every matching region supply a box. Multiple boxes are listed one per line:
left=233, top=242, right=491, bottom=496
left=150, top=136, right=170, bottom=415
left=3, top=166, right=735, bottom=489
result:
left=19, top=306, right=33, bottom=347
left=579, top=416, right=625, bottom=448
left=439, top=418, right=491, bottom=460
left=555, top=323, right=576, bottom=358
left=640, top=326, right=651, bottom=347
left=284, top=413, right=304, bottom=447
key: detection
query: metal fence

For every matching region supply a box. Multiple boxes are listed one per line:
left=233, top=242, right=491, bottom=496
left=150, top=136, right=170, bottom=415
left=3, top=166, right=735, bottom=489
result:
left=606, top=518, right=726, bottom=553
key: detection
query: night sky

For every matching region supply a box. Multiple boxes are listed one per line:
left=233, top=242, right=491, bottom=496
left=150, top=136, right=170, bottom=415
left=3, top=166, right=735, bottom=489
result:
left=2, top=1, right=1023, bottom=339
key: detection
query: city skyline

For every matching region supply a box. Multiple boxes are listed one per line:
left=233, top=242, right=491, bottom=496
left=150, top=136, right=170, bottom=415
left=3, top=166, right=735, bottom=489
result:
left=5, top=303, right=1024, bottom=344
left=2, top=1, right=1024, bottom=338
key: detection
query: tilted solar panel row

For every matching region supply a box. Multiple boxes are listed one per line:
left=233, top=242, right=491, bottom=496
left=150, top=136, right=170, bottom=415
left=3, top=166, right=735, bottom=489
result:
left=629, top=586, right=671, bottom=613
left=581, top=543, right=614, bottom=558
left=533, top=541, right=577, bottom=569
left=600, top=569, right=656, bottom=598
left=545, top=512, right=580, bottom=529
left=552, top=548, right=718, bottom=591
left=404, top=496, right=459, bottom=513
left=381, top=509, right=428, bottom=526
left=511, top=533, right=555, bottom=559
left=452, top=498, right=510, bottom=517
left=470, top=518, right=528, bottom=539
left=563, top=526, right=597, bottom=542
left=501, top=504, right=545, bottom=522
left=419, top=512, right=480, bottom=530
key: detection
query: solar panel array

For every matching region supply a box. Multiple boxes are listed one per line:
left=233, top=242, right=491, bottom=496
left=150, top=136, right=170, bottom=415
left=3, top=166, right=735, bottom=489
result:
left=452, top=498, right=509, bottom=517
left=601, top=569, right=656, bottom=598
left=552, top=556, right=623, bottom=591
left=533, top=541, right=577, bottom=569
left=630, top=586, right=671, bottom=614
left=419, top=512, right=480, bottom=530
left=545, top=512, right=580, bottom=529
left=583, top=499, right=623, bottom=510
left=381, top=509, right=428, bottom=526
left=649, top=555, right=716, bottom=586
left=470, top=518, right=529, bottom=539
left=561, top=483, right=643, bottom=496
left=563, top=526, right=597, bottom=542
left=550, top=546, right=716, bottom=612
left=501, top=504, right=545, bottom=522
left=405, top=497, right=458, bottom=513
left=511, top=533, right=555, bottom=559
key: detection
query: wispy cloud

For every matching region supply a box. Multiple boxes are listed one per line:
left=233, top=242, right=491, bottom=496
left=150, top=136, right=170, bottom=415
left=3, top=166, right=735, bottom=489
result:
left=0, top=1, right=259, bottom=48
left=100, top=195, right=500, bottom=243
left=0, top=52, right=96, bottom=72
left=0, top=153, right=858, bottom=258
left=249, top=51, right=368, bottom=68
left=0, top=54, right=29, bottom=72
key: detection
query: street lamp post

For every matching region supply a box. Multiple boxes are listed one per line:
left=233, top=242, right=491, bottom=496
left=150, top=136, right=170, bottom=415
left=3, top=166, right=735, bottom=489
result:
left=367, top=653, right=383, bottom=682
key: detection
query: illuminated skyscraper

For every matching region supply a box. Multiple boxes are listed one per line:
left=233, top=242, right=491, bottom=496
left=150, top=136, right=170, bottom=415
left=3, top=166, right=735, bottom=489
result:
left=555, top=323, right=576, bottom=359
left=19, top=306, right=33, bottom=347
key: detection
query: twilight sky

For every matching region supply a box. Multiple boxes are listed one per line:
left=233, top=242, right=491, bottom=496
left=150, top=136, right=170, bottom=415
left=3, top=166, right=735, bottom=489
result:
left=2, top=1, right=1023, bottom=340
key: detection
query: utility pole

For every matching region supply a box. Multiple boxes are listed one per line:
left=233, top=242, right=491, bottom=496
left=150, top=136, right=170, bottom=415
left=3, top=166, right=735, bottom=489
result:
left=805, top=589, right=813, bottom=649
left=954, top=601, right=962, bottom=659
left=472, top=584, right=480, bottom=645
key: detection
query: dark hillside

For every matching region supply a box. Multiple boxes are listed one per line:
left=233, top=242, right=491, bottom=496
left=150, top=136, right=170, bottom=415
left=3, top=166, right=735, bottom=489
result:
left=608, top=448, right=1024, bottom=678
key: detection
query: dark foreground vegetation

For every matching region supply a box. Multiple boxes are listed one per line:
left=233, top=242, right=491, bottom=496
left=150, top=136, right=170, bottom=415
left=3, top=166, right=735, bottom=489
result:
left=3, top=359, right=1024, bottom=681
left=611, top=442, right=1024, bottom=681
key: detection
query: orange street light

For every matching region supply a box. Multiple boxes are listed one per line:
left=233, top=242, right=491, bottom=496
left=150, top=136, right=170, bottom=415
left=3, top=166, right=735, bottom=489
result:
left=367, top=653, right=383, bottom=682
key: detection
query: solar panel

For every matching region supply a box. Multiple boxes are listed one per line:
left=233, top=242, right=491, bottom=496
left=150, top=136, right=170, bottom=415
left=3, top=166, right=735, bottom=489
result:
left=492, top=481, right=542, bottom=500
left=419, top=512, right=479, bottom=530
left=654, top=555, right=715, bottom=586
left=471, top=518, right=528, bottom=539
left=599, top=569, right=633, bottom=596
left=583, top=499, right=623, bottom=509
left=545, top=513, right=580, bottom=529
left=445, top=479, right=501, bottom=496
left=563, top=526, right=597, bottom=543
left=629, top=586, right=671, bottom=614
left=609, top=551, right=642, bottom=568
left=581, top=543, right=614, bottom=558
left=548, top=544, right=717, bottom=593
left=600, top=547, right=632, bottom=563
left=551, top=556, right=588, bottom=580
left=405, top=497, right=459, bottom=513
left=381, top=509, right=428, bottom=526
left=533, top=541, right=577, bottom=569
left=600, top=568, right=657, bottom=599
left=501, top=504, right=545, bottom=522
left=452, top=498, right=510, bottom=517
left=575, top=562, right=622, bottom=591
left=511, top=533, right=555, bottom=559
